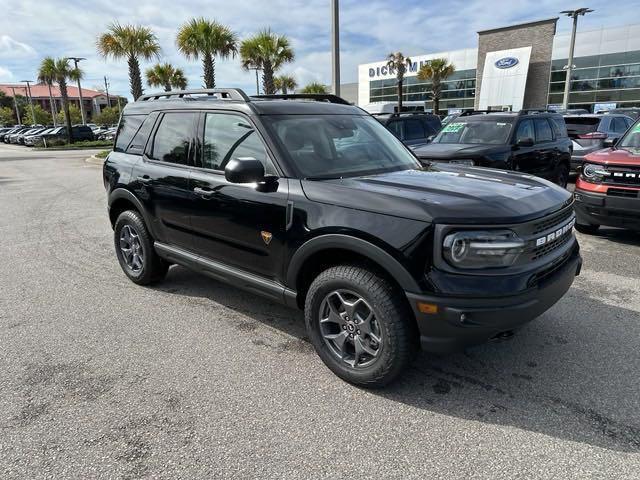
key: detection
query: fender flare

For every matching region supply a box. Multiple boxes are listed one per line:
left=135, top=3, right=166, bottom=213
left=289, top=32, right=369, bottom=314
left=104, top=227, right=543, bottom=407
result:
left=108, top=188, right=152, bottom=228
left=286, top=234, right=421, bottom=292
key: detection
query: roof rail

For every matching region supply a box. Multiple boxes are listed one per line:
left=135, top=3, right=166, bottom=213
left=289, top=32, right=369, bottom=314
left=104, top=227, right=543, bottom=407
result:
left=252, top=93, right=351, bottom=105
left=459, top=110, right=495, bottom=117
left=138, top=88, right=251, bottom=102
left=518, top=108, right=554, bottom=115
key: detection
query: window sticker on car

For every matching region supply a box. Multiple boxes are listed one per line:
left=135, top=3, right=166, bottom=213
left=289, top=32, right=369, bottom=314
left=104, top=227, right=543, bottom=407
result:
left=443, top=122, right=465, bottom=133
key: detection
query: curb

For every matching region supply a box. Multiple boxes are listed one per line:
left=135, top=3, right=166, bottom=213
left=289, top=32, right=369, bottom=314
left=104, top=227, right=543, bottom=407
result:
left=86, top=155, right=105, bottom=166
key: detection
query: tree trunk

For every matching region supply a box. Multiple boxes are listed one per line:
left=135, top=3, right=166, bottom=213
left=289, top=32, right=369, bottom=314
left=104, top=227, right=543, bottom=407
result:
left=432, top=81, right=440, bottom=115
left=164, top=83, right=171, bottom=92
left=397, top=79, right=403, bottom=112
left=282, top=85, right=288, bottom=95
left=59, top=79, right=73, bottom=144
left=47, top=83, right=58, bottom=126
left=128, top=56, right=143, bottom=100
left=203, top=54, right=215, bottom=89
left=262, top=61, right=275, bottom=95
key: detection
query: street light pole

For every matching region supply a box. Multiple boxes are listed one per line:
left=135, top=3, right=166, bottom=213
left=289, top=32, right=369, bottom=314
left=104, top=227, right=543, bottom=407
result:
left=560, top=8, right=594, bottom=110
left=10, top=87, right=21, bottom=125
left=67, top=57, right=87, bottom=124
left=21, top=80, right=36, bottom=125
left=331, top=0, right=341, bottom=96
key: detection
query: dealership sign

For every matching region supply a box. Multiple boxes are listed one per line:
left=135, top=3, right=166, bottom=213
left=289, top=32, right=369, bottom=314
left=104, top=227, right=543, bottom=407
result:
left=495, top=57, right=519, bottom=69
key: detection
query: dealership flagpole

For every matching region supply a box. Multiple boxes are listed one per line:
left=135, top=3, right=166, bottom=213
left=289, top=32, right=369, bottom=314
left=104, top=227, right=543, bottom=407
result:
left=331, top=0, right=341, bottom=96
left=560, top=8, right=594, bottom=110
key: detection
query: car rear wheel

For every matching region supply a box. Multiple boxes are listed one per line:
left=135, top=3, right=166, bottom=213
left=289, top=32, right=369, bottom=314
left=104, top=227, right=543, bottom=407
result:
left=555, top=163, right=570, bottom=188
left=304, top=265, right=417, bottom=387
left=114, top=210, right=169, bottom=285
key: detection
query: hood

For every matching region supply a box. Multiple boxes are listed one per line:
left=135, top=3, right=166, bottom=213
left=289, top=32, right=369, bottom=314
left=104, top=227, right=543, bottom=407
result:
left=301, top=166, right=571, bottom=224
left=412, top=142, right=507, bottom=159
left=585, top=147, right=640, bottom=167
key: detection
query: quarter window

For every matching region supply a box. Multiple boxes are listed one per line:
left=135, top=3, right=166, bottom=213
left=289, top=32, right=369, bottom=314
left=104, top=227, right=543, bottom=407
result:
left=151, top=112, right=196, bottom=165
left=611, top=117, right=628, bottom=134
left=114, top=115, right=145, bottom=152
left=534, top=118, right=553, bottom=143
left=202, top=113, right=273, bottom=173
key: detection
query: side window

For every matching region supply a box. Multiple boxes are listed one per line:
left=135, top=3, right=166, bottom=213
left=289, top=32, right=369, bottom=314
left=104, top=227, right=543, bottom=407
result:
left=534, top=118, right=553, bottom=143
left=550, top=117, right=567, bottom=138
left=150, top=112, right=196, bottom=165
left=128, top=113, right=157, bottom=155
left=515, top=119, right=535, bottom=142
left=386, top=120, right=403, bottom=139
left=114, top=115, right=145, bottom=152
left=404, top=119, right=425, bottom=140
left=611, top=117, right=628, bottom=134
left=202, top=113, right=274, bottom=174
left=625, top=117, right=635, bottom=128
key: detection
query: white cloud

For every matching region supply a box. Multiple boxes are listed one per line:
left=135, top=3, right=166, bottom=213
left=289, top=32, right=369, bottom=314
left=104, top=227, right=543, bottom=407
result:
left=0, top=35, right=36, bottom=58
left=0, top=66, right=14, bottom=80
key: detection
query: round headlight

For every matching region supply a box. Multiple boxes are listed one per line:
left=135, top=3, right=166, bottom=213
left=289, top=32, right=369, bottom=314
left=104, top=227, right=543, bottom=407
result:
left=582, top=163, right=609, bottom=181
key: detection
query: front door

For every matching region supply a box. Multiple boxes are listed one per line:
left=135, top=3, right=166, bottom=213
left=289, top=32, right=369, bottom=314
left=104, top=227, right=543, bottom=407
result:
left=512, top=119, right=539, bottom=173
left=189, top=111, right=289, bottom=280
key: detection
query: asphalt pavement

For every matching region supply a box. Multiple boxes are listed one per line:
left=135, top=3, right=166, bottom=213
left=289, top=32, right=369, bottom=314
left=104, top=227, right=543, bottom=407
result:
left=0, top=144, right=639, bottom=479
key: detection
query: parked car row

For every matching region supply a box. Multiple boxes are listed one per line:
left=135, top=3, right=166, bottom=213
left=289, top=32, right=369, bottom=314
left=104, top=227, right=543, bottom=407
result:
left=0, top=124, right=96, bottom=146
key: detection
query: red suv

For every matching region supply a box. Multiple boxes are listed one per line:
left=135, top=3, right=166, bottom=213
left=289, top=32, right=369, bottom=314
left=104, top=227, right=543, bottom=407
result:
left=574, top=122, right=640, bottom=233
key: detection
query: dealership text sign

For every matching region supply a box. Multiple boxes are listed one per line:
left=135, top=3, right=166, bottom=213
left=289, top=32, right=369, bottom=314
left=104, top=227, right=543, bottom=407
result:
left=369, top=59, right=439, bottom=79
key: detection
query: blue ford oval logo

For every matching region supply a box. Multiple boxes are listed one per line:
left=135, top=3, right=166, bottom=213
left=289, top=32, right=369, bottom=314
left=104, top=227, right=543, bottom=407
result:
left=495, top=57, right=519, bottom=69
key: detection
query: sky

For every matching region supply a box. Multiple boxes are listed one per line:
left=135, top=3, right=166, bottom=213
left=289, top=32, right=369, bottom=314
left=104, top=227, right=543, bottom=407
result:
left=1, top=0, right=640, bottom=100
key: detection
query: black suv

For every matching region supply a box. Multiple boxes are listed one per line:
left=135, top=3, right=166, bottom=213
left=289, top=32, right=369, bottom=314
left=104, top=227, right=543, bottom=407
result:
left=104, top=89, right=582, bottom=386
left=412, top=110, right=573, bottom=187
left=375, top=112, right=442, bottom=147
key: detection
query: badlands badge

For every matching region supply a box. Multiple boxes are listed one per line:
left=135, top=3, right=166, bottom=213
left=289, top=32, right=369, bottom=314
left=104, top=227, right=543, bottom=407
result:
left=261, top=231, right=273, bottom=245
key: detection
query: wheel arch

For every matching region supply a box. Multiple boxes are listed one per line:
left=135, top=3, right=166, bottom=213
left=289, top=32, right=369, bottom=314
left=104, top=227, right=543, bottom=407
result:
left=108, top=188, right=150, bottom=230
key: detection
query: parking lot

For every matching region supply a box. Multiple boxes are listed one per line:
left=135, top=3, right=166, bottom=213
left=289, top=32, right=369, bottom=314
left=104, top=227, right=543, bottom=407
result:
left=0, top=143, right=639, bottom=479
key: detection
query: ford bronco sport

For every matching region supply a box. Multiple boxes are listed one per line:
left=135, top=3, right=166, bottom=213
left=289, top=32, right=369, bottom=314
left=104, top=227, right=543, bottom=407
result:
left=104, top=89, right=582, bottom=387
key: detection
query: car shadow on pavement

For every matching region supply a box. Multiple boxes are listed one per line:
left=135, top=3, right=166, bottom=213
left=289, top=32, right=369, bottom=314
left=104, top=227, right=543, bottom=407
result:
left=157, top=266, right=640, bottom=454
left=587, top=227, right=640, bottom=247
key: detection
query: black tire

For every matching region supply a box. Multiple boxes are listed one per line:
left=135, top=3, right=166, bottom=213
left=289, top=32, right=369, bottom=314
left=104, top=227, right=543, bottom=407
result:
left=575, top=223, right=600, bottom=234
left=304, top=265, right=417, bottom=387
left=114, top=210, right=169, bottom=285
left=554, top=162, right=570, bottom=189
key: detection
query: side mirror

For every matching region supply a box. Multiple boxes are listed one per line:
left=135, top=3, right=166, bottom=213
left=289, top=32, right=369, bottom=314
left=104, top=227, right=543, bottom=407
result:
left=426, top=134, right=436, bottom=143
left=603, top=137, right=617, bottom=148
left=516, top=137, right=535, bottom=147
left=225, top=157, right=265, bottom=184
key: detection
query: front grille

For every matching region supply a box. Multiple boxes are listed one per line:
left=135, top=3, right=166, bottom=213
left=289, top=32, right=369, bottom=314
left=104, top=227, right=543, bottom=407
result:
left=607, top=188, right=639, bottom=198
left=531, top=231, right=573, bottom=260
left=604, top=165, right=640, bottom=187
left=532, top=204, right=574, bottom=234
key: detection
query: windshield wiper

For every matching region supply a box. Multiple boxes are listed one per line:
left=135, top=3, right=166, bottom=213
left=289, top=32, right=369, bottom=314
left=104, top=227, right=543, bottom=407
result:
left=305, top=175, right=344, bottom=180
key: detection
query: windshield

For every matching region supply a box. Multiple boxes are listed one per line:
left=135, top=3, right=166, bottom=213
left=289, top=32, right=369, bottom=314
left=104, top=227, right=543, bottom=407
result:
left=263, top=114, right=420, bottom=179
left=432, top=117, right=514, bottom=145
left=617, top=122, right=640, bottom=150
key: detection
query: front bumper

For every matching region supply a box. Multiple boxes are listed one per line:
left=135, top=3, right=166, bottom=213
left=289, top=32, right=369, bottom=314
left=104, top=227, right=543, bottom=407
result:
left=405, top=246, right=582, bottom=353
left=574, top=188, right=640, bottom=230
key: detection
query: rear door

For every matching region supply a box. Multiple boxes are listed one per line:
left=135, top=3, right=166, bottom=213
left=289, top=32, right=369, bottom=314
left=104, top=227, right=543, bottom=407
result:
left=512, top=119, right=539, bottom=173
left=533, top=118, right=556, bottom=178
left=189, top=111, right=289, bottom=279
left=132, top=111, right=199, bottom=250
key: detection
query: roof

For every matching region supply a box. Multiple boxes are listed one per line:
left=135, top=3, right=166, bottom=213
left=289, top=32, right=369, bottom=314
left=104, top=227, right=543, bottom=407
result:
left=477, top=17, right=559, bottom=35
left=0, top=83, right=122, bottom=100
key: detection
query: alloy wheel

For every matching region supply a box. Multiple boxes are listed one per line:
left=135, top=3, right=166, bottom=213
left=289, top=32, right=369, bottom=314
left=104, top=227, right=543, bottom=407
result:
left=319, top=289, right=383, bottom=368
left=119, top=224, right=144, bottom=272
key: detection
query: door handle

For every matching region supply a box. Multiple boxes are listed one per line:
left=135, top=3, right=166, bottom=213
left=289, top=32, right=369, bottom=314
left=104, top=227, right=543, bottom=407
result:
left=193, top=187, right=216, bottom=199
left=137, top=175, right=151, bottom=184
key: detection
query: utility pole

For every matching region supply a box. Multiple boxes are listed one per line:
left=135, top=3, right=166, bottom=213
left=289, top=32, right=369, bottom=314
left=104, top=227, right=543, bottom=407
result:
left=331, top=0, right=341, bottom=96
left=67, top=57, right=87, bottom=124
left=21, top=80, right=36, bottom=125
left=104, top=76, right=111, bottom=108
left=560, top=8, right=593, bottom=110
left=10, top=87, right=21, bottom=125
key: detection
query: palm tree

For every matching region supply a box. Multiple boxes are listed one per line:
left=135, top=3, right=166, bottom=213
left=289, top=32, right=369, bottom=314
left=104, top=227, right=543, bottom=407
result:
left=146, top=63, right=188, bottom=91
left=386, top=52, right=411, bottom=112
left=274, top=74, right=297, bottom=94
left=51, top=58, right=82, bottom=143
left=37, top=57, right=59, bottom=126
left=417, top=58, right=456, bottom=115
left=97, top=23, right=161, bottom=100
left=240, top=29, right=294, bottom=95
left=176, top=18, right=237, bottom=89
left=300, top=82, right=329, bottom=94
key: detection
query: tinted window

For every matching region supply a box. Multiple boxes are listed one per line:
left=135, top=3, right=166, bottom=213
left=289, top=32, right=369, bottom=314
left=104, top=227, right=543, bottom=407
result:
left=127, top=113, right=157, bottom=155
left=534, top=118, right=553, bottom=142
left=515, top=120, right=535, bottom=142
left=151, top=112, right=196, bottom=165
left=611, top=117, right=628, bottom=134
left=549, top=117, right=568, bottom=138
left=202, top=113, right=272, bottom=173
left=386, top=120, right=402, bottom=139
left=404, top=119, right=425, bottom=140
left=433, top=118, right=513, bottom=145
left=564, top=117, right=601, bottom=137
left=114, top=115, right=145, bottom=152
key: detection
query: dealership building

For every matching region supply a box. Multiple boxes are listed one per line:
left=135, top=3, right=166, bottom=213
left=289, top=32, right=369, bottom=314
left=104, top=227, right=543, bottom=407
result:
left=357, top=19, right=640, bottom=113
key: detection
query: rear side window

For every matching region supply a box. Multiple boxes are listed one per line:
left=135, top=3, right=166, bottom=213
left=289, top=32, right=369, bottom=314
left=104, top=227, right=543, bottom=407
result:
left=114, top=115, right=146, bottom=152
left=150, top=112, right=197, bottom=165
left=515, top=119, right=535, bottom=142
left=127, top=113, right=158, bottom=155
left=404, top=119, right=425, bottom=140
left=534, top=118, right=553, bottom=142
left=386, top=120, right=402, bottom=139
left=549, top=117, right=568, bottom=138
left=611, top=117, right=628, bottom=134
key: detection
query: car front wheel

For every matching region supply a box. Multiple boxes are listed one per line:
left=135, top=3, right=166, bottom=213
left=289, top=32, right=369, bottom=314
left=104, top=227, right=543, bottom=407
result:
left=304, top=265, right=417, bottom=387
